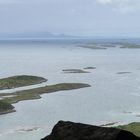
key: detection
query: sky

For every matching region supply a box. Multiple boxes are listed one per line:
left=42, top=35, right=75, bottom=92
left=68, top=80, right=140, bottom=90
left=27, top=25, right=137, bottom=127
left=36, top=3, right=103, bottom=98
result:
left=0, top=0, right=140, bottom=38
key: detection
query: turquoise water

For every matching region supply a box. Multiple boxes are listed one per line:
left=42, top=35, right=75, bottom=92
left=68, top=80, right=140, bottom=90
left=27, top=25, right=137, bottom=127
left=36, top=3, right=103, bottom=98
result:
left=0, top=42, right=140, bottom=140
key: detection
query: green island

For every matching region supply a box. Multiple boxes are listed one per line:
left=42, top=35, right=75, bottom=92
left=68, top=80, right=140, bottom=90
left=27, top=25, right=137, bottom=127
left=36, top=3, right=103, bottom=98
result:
left=83, top=67, right=96, bottom=70
left=62, top=69, right=90, bottom=73
left=0, top=82, right=90, bottom=114
left=117, top=122, right=140, bottom=137
left=119, top=43, right=140, bottom=49
left=117, top=72, right=131, bottom=74
left=79, top=43, right=140, bottom=50
left=0, top=75, right=47, bottom=90
left=79, top=45, right=107, bottom=50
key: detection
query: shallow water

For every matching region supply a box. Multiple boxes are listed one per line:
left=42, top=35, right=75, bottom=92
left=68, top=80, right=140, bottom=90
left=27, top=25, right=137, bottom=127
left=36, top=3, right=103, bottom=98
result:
left=0, top=42, right=140, bottom=140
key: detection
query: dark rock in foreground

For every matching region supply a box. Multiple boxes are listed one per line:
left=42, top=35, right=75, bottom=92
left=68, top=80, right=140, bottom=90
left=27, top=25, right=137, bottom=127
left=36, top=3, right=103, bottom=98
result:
left=41, top=121, right=140, bottom=140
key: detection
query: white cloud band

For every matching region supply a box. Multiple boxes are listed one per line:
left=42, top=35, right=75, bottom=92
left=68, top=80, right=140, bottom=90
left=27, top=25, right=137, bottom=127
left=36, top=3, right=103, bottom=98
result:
left=96, top=0, right=140, bottom=13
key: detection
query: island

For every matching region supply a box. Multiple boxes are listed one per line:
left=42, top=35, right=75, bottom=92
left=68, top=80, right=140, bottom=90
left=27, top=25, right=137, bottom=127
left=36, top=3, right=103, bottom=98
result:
left=62, top=69, right=90, bottom=73
left=0, top=82, right=91, bottom=115
left=79, top=42, right=140, bottom=50
left=119, top=43, right=140, bottom=49
left=116, top=72, right=131, bottom=74
left=79, top=44, right=107, bottom=50
left=83, top=67, right=96, bottom=70
left=0, top=75, right=47, bottom=90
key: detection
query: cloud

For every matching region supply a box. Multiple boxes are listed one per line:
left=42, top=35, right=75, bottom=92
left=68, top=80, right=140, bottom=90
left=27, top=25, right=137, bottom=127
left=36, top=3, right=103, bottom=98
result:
left=96, top=0, right=140, bottom=13
left=97, top=0, right=113, bottom=4
left=97, top=0, right=131, bottom=4
left=0, top=0, right=22, bottom=4
left=0, top=0, right=17, bottom=4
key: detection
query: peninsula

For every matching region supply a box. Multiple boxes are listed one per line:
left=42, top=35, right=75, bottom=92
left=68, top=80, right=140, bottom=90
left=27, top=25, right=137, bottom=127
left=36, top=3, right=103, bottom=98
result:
left=0, top=75, right=91, bottom=115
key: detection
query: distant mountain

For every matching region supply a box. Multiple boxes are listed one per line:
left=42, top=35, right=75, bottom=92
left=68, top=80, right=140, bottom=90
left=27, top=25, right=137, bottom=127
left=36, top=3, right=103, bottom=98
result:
left=0, top=32, right=76, bottom=40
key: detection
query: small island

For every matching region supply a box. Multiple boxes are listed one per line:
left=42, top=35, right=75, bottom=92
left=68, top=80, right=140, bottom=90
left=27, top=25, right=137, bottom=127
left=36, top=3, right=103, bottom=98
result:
left=0, top=75, right=47, bottom=90
left=120, top=43, right=140, bottom=49
left=116, top=72, right=131, bottom=74
left=79, top=44, right=107, bottom=50
left=62, top=69, right=90, bottom=73
left=83, top=67, right=96, bottom=70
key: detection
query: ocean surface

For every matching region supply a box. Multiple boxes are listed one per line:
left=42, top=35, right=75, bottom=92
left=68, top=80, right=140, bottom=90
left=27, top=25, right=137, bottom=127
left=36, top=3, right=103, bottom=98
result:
left=0, top=39, right=140, bottom=140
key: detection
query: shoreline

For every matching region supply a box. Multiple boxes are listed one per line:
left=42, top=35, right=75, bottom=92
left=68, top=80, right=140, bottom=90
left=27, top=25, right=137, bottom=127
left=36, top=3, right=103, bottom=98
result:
left=0, top=109, right=16, bottom=115
left=0, top=83, right=91, bottom=115
left=0, top=75, right=47, bottom=90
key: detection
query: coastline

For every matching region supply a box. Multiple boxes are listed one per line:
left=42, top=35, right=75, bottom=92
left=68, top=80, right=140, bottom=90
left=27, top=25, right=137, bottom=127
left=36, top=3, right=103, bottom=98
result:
left=0, top=83, right=91, bottom=115
left=0, top=109, right=16, bottom=115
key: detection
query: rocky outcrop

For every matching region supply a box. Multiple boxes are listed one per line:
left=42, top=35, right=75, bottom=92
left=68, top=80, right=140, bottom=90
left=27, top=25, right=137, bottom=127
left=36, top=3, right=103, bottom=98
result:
left=41, top=121, right=140, bottom=140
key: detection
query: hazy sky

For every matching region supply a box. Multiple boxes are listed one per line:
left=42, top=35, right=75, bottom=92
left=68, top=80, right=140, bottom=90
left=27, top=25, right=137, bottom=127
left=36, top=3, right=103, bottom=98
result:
left=0, top=0, right=140, bottom=37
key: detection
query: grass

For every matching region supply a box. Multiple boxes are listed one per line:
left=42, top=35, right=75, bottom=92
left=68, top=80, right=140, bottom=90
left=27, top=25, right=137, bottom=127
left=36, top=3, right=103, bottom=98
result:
left=117, top=122, right=140, bottom=137
left=0, top=75, right=47, bottom=90
left=0, top=83, right=91, bottom=114
left=119, top=43, right=140, bottom=49
left=79, top=45, right=107, bottom=50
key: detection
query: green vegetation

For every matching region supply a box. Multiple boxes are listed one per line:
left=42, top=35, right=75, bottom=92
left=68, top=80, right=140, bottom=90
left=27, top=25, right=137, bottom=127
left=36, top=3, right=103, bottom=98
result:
left=79, top=43, right=140, bottom=49
left=0, top=100, right=15, bottom=114
left=119, top=43, right=140, bottom=49
left=79, top=43, right=118, bottom=49
left=117, top=122, right=140, bottom=137
left=0, top=83, right=90, bottom=114
left=0, top=75, right=47, bottom=90
left=120, top=44, right=140, bottom=49
left=62, top=69, right=90, bottom=73
left=79, top=45, right=106, bottom=50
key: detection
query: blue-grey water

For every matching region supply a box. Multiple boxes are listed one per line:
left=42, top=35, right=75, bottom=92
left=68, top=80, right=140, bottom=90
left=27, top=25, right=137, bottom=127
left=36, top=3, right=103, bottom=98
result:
left=0, top=40, right=140, bottom=140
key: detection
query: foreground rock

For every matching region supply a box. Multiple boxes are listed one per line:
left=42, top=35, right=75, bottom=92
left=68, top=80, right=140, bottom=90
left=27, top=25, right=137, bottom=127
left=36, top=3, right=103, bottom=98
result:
left=41, top=121, right=140, bottom=140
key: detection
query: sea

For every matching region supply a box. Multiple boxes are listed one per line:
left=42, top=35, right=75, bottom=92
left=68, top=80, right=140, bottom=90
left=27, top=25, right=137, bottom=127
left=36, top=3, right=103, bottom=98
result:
left=0, top=38, right=140, bottom=140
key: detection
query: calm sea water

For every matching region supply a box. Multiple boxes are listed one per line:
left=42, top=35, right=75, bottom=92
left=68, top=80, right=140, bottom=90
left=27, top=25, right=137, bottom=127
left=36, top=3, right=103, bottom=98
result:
left=0, top=40, right=140, bottom=140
